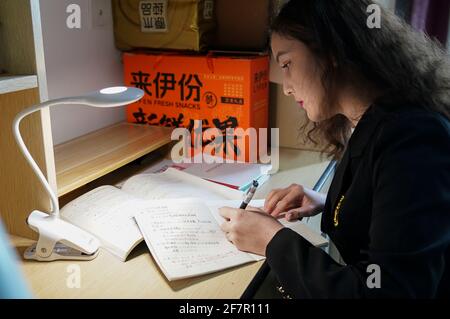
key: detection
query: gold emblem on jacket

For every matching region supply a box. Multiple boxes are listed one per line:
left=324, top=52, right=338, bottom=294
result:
left=333, top=195, right=345, bottom=227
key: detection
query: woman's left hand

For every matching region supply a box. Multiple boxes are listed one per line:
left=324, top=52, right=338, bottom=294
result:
left=219, top=206, right=284, bottom=256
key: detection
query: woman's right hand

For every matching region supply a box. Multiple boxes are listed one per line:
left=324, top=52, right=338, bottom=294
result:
left=263, top=184, right=326, bottom=221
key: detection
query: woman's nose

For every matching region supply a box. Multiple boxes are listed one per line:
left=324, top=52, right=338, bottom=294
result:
left=283, top=81, right=294, bottom=96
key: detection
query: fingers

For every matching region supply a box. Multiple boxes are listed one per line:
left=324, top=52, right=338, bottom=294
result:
left=264, top=188, right=289, bottom=213
left=220, top=207, right=239, bottom=244
left=265, top=184, right=305, bottom=217
left=219, top=206, right=237, bottom=220
left=284, top=205, right=314, bottom=221
left=264, top=188, right=280, bottom=210
left=225, top=232, right=233, bottom=243
left=219, top=207, right=243, bottom=239
left=270, top=190, right=300, bottom=217
left=220, top=219, right=231, bottom=232
left=220, top=208, right=233, bottom=242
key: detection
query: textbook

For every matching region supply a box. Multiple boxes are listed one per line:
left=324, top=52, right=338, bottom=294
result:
left=60, top=168, right=327, bottom=280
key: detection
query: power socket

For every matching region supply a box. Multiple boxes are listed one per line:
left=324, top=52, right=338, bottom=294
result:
left=90, top=0, right=111, bottom=29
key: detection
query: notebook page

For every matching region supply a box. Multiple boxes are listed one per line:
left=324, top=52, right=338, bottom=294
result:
left=60, top=186, right=144, bottom=260
left=121, top=168, right=243, bottom=201
left=134, top=198, right=255, bottom=281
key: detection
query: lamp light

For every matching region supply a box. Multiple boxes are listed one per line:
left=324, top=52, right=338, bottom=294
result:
left=12, top=86, right=144, bottom=261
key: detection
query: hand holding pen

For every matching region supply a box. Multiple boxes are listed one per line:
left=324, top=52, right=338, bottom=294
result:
left=220, top=179, right=284, bottom=256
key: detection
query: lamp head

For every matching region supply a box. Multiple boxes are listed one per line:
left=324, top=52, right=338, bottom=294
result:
left=80, top=86, right=144, bottom=107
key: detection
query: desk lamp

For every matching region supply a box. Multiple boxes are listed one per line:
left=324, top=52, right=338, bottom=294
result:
left=12, top=87, right=144, bottom=261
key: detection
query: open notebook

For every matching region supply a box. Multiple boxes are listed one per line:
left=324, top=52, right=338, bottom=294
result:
left=134, top=198, right=327, bottom=281
left=60, top=168, right=327, bottom=280
left=60, top=168, right=243, bottom=261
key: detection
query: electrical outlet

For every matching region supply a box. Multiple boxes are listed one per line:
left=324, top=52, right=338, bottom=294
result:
left=90, top=0, right=111, bottom=29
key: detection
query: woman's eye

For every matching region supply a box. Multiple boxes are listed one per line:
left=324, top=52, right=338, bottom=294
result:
left=281, top=62, right=291, bottom=70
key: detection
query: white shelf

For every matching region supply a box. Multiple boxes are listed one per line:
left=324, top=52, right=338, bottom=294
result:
left=0, top=75, right=38, bottom=94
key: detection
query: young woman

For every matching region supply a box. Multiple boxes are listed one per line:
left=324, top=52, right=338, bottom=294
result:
left=219, top=0, right=450, bottom=298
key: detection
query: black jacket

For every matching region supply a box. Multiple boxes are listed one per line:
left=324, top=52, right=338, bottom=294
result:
left=266, top=104, right=450, bottom=298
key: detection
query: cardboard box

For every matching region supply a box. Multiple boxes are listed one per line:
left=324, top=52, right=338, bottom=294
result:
left=123, top=52, right=269, bottom=161
left=212, top=0, right=284, bottom=51
left=112, top=0, right=215, bottom=52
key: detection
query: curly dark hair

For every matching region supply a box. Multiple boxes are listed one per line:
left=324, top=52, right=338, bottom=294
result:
left=271, top=0, right=450, bottom=159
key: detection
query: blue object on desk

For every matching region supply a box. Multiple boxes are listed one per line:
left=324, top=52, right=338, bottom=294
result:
left=0, top=221, right=31, bottom=299
left=239, top=174, right=270, bottom=192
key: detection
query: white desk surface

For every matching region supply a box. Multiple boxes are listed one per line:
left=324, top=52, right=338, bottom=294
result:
left=10, top=148, right=331, bottom=298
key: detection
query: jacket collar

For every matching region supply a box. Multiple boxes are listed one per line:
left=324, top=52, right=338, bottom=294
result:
left=322, top=103, right=388, bottom=232
left=347, top=103, right=388, bottom=158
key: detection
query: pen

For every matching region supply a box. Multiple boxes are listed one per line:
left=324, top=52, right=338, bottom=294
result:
left=239, top=180, right=259, bottom=209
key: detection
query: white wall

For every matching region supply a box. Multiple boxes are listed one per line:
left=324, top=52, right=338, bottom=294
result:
left=40, top=0, right=124, bottom=145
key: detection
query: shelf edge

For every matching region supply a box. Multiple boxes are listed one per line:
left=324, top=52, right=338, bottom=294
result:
left=0, top=75, right=38, bottom=95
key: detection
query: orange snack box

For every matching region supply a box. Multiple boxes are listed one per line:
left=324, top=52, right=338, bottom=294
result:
left=123, top=52, right=269, bottom=162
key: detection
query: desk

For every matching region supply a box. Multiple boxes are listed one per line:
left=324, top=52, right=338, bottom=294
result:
left=10, top=148, right=331, bottom=298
